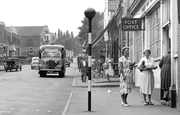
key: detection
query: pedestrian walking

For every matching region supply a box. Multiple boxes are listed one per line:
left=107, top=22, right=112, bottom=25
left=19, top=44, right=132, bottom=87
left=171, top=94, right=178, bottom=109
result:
left=107, top=55, right=114, bottom=77
left=119, top=47, right=133, bottom=107
left=97, top=55, right=105, bottom=77
left=138, top=49, right=157, bottom=106
left=159, top=49, right=171, bottom=101
left=81, top=54, right=88, bottom=82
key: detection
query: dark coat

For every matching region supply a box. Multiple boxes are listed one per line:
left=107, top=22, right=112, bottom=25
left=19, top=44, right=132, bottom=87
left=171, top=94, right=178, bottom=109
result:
left=159, top=54, right=171, bottom=89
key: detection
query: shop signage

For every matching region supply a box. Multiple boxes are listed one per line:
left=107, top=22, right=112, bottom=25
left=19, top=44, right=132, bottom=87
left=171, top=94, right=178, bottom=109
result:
left=108, top=0, right=121, bottom=12
left=121, top=18, right=144, bottom=31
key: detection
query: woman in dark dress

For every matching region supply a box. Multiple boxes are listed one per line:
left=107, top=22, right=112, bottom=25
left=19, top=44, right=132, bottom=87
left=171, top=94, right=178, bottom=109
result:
left=159, top=50, right=171, bottom=101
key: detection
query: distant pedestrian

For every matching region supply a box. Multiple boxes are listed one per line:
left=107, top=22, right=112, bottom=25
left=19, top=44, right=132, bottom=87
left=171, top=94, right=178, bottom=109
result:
left=98, top=55, right=105, bottom=77
left=159, top=49, right=171, bottom=101
left=138, top=49, right=157, bottom=106
left=119, top=47, right=133, bottom=107
left=105, top=55, right=114, bottom=81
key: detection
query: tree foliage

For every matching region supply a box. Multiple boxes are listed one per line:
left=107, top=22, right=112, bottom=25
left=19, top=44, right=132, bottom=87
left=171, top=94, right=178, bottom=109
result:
left=55, top=29, right=82, bottom=56
left=77, top=12, right=104, bottom=47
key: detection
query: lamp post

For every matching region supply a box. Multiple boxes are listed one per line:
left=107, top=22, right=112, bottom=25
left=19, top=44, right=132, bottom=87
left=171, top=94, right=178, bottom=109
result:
left=84, top=8, right=96, bottom=111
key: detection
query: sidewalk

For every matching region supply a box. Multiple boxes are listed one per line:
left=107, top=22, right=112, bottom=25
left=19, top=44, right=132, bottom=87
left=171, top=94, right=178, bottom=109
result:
left=64, top=70, right=180, bottom=115
left=73, top=70, right=120, bottom=88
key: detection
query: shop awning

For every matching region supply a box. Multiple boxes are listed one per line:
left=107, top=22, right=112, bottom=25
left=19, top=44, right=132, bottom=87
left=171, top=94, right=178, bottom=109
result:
left=92, top=16, right=116, bottom=48
left=9, top=45, right=16, bottom=52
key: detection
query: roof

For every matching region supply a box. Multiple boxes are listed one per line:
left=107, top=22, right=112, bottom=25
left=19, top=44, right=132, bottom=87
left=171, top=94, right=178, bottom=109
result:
left=6, top=26, right=19, bottom=35
left=14, top=26, right=47, bottom=36
left=39, top=44, right=65, bottom=50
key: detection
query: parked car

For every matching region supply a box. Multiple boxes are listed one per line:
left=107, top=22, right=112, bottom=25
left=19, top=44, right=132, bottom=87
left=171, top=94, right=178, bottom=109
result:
left=66, top=57, right=71, bottom=67
left=4, top=57, right=22, bottom=72
left=31, top=57, right=39, bottom=69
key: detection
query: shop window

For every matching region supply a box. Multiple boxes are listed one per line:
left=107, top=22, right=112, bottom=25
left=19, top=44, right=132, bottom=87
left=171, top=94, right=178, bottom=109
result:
left=149, top=7, right=161, bottom=58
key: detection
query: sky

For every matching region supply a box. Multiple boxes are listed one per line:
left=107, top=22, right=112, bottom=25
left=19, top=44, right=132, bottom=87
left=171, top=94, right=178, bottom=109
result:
left=0, top=0, right=105, bottom=37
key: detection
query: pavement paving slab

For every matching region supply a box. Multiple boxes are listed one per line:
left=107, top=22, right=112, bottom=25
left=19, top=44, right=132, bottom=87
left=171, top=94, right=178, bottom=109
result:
left=66, top=69, right=180, bottom=115
left=66, top=89, right=180, bottom=115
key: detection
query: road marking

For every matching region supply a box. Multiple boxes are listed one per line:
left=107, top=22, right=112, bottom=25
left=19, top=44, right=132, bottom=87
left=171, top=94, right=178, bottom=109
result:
left=62, top=91, right=73, bottom=115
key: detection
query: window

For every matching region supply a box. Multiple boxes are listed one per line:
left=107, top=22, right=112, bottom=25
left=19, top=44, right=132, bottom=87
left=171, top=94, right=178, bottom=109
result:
left=162, top=0, right=170, bottom=24
left=135, top=31, right=143, bottom=62
left=149, top=7, right=161, bottom=58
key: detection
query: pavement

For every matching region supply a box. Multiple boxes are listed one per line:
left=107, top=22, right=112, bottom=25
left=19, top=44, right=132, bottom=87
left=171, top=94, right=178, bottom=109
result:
left=64, top=69, right=180, bottom=115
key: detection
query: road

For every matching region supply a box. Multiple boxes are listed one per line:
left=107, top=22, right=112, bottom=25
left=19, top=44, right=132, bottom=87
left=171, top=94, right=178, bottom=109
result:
left=0, top=62, right=77, bottom=115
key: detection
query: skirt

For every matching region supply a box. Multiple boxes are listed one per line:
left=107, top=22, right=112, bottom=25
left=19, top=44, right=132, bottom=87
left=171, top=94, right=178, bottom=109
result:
left=140, top=70, right=154, bottom=95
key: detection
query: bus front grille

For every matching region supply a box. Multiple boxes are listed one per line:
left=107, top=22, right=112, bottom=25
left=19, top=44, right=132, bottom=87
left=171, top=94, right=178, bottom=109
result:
left=46, top=60, right=56, bottom=69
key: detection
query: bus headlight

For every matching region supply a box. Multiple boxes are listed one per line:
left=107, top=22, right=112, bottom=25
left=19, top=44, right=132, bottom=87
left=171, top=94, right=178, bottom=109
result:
left=39, top=64, right=47, bottom=69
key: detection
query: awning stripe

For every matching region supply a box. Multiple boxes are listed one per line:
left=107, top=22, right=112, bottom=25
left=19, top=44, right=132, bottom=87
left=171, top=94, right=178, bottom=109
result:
left=92, top=16, right=116, bottom=48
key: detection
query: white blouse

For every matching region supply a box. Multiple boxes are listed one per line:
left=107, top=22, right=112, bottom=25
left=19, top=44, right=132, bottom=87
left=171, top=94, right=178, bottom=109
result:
left=138, top=57, right=155, bottom=68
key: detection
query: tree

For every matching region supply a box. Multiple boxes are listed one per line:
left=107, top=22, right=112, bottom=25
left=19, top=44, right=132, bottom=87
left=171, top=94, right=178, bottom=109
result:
left=55, top=29, right=82, bottom=55
left=77, top=12, right=104, bottom=47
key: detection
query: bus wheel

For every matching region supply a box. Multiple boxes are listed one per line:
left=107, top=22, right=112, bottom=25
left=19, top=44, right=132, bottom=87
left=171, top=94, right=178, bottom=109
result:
left=59, top=72, right=65, bottom=77
left=40, top=73, right=43, bottom=77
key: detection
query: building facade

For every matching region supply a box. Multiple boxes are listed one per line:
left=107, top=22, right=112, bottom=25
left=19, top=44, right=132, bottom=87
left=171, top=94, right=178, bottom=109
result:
left=0, top=22, right=21, bottom=57
left=14, top=26, right=50, bottom=56
left=95, top=0, right=179, bottom=109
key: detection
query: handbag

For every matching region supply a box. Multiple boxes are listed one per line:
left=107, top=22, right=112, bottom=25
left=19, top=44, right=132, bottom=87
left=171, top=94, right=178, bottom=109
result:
left=139, top=61, right=145, bottom=72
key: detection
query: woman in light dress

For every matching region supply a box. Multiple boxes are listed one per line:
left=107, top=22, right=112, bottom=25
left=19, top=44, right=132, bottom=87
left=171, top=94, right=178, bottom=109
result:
left=107, top=55, right=114, bottom=78
left=119, top=47, right=133, bottom=107
left=104, top=55, right=114, bottom=81
left=138, top=49, right=157, bottom=106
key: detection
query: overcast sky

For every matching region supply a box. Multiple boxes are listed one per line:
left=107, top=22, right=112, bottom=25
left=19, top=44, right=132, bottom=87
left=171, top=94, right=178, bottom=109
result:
left=0, top=0, right=105, bottom=36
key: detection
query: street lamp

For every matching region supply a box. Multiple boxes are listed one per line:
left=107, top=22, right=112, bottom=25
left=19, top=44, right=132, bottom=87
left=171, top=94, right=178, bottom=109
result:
left=84, top=7, right=96, bottom=112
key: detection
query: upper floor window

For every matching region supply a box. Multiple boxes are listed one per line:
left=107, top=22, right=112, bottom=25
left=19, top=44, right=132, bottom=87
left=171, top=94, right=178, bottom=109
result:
left=149, top=7, right=161, bottom=58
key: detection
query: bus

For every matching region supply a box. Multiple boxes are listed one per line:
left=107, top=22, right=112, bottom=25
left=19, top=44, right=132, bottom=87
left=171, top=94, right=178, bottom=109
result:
left=38, top=44, right=66, bottom=77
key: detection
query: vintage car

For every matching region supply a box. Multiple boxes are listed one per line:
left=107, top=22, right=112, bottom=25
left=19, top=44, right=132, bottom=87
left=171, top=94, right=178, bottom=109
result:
left=4, top=57, right=22, bottom=72
left=31, top=57, right=39, bottom=69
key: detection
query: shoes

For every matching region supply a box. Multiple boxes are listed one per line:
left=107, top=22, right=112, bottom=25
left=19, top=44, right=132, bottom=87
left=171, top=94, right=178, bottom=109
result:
left=121, top=102, right=129, bottom=107
left=148, top=102, right=154, bottom=105
left=144, top=102, right=148, bottom=106
left=144, top=102, right=154, bottom=106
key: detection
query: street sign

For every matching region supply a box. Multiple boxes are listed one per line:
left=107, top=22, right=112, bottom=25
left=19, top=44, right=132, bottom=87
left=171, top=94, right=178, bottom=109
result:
left=108, top=0, right=121, bottom=12
left=121, top=18, right=145, bottom=31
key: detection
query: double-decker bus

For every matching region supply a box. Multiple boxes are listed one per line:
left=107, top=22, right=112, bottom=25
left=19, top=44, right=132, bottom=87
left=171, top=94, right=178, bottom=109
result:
left=38, top=44, right=66, bottom=77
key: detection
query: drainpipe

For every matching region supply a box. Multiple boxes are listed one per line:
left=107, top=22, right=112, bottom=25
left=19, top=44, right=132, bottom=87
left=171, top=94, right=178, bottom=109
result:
left=169, top=0, right=178, bottom=108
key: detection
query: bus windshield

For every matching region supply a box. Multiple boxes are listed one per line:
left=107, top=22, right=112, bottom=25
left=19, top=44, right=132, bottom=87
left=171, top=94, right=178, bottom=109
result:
left=41, top=48, right=61, bottom=58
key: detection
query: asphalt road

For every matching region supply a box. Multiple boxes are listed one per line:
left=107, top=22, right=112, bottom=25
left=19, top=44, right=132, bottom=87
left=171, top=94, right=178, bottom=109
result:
left=0, top=62, right=77, bottom=115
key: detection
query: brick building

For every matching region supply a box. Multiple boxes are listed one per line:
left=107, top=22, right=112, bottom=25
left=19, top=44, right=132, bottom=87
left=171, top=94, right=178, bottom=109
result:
left=14, top=25, right=50, bottom=56
left=0, top=22, right=21, bottom=57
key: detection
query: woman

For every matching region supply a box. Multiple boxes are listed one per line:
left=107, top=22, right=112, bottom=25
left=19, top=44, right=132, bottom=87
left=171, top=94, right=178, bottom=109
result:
left=138, top=49, right=157, bottom=106
left=107, top=55, right=114, bottom=78
left=119, top=47, right=133, bottom=107
left=159, top=49, right=171, bottom=101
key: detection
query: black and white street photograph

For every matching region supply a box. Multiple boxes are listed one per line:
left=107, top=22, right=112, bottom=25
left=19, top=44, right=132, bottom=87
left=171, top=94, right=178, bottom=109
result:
left=0, top=0, right=180, bottom=115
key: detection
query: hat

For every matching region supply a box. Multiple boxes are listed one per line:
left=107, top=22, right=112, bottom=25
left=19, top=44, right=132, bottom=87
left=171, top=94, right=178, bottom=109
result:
left=121, top=47, right=129, bottom=53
